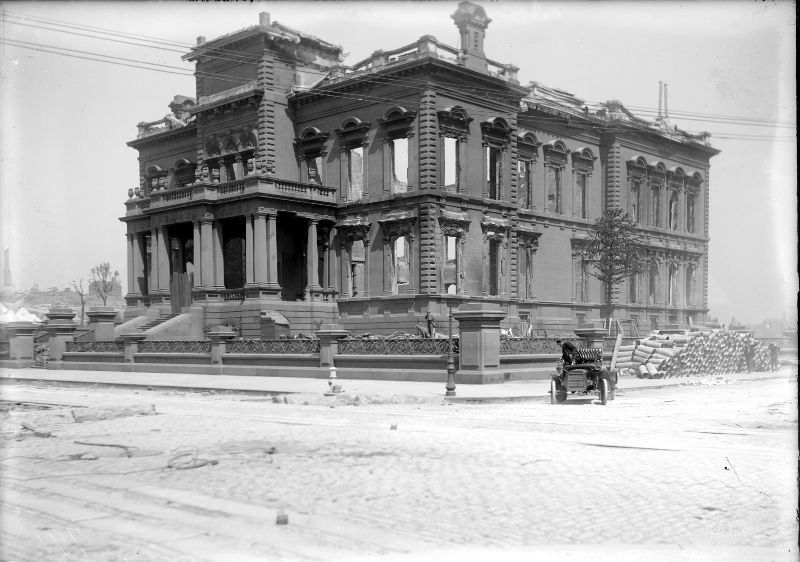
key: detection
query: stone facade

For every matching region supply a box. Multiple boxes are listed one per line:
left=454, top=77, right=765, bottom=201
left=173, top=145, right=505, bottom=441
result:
left=122, top=2, right=717, bottom=336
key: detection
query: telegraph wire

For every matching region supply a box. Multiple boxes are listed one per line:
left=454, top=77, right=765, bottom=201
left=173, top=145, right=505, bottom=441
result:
left=1, top=17, right=795, bottom=142
left=3, top=8, right=796, bottom=133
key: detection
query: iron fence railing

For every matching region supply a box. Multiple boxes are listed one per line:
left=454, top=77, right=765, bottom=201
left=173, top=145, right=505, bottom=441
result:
left=338, top=337, right=459, bottom=355
left=226, top=339, right=320, bottom=354
left=499, top=337, right=581, bottom=355
left=66, top=341, right=125, bottom=353
left=137, top=340, right=212, bottom=353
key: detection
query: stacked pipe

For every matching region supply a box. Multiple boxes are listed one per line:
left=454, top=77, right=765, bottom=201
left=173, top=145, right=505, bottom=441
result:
left=618, top=329, right=771, bottom=378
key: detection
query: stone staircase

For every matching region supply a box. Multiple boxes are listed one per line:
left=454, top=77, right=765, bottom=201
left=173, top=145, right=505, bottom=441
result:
left=136, top=313, right=182, bottom=333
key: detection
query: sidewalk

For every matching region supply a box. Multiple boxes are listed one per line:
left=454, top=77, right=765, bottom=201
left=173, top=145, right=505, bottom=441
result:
left=1, top=365, right=793, bottom=403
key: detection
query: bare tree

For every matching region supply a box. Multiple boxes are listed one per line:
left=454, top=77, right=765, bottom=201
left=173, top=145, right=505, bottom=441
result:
left=90, top=262, right=120, bottom=307
left=581, top=208, right=647, bottom=326
left=72, top=279, right=86, bottom=326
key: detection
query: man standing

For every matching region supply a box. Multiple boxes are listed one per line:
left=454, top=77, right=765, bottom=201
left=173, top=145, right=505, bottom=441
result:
left=769, top=342, right=780, bottom=371
left=557, top=339, right=578, bottom=365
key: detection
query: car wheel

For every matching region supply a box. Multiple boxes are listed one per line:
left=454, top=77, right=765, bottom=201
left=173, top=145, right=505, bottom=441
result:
left=600, top=378, right=609, bottom=405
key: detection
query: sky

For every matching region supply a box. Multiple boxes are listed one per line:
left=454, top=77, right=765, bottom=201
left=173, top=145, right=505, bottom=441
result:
left=0, top=1, right=796, bottom=325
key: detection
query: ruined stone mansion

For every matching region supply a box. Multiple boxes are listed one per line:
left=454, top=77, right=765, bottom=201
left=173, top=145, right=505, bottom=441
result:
left=122, top=2, right=716, bottom=337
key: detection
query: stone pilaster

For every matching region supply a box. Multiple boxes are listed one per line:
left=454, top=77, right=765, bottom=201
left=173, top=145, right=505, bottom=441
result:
left=257, top=53, right=276, bottom=174
left=605, top=136, right=622, bottom=210
left=417, top=90, right=438, bottom=190
left=245, top=214, right=255, bottom=285
left=192, top=221, right=201, bottom=288
left=418, top=203, right=439, bottom=294
left=200, top=214, right=214, bottom=289
left=213, top=221, right=224, bottom=289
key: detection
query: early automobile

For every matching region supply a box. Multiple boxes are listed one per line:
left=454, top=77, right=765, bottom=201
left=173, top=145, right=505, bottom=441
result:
left=551, top=348, right=618, bottom=405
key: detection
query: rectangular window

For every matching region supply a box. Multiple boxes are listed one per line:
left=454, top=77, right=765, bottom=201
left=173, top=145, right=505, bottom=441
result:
left=391, top=137, right=408, bottom=193
left=307, top=156, right=323, bottom=185
left=546, top=167, right=562, bottom=213
left=486, top=146, right=502, bottom=200
left=669, top=192, right=679, bottom=230
left=687, top=193, right=696, bottom=233
left=443, top=137, right=459, bottom=192
left=346, top=147, right=364, bottom=201
left=518, top=159, right=532, bottom=208
left=349, top=240, right=365, bottom=297
left=444, top=235, right=458, bottom=294
left=576, top=173, right=587, bottom=219
left=519, top=246, right=533, bottom=300
left=394, top=236, right=409, bottom=291
left=488, top=240, right=500, bottom=296
left=652, top=186, right=661, bottom=227
left=631, top=180, right=640, bottom=223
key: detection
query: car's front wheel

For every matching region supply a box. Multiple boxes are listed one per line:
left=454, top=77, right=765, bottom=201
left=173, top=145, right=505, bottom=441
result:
left=599, top=378, right=609, bottom=405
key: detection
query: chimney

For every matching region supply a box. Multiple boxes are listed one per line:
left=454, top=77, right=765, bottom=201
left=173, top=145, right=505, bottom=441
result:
left=664, top=83, right=669, bottom=118
left=259, top=12, right=271, bottom=27
left=658, top=80, right=663, bottom=119
left=451, top=1, right=491, bottom=73
left=197, top=36, right=206, bottom=45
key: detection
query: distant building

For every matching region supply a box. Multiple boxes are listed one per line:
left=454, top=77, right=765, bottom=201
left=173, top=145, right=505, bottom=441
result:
left=122, top=2, right=717, bottom=336
left=2, top=248, right=12, bottom=291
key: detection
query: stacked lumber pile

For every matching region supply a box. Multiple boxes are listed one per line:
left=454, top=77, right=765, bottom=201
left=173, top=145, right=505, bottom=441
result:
left=614, top=329, right=769, bottom=378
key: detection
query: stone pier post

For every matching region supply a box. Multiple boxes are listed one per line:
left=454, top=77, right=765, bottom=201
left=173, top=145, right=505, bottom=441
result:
left=87, top=307, right=118, bottom=342
left=316, top=323, right=349, bottom=368
left=44, top=308, right=77, bottom=361
left=452, top=303, right=506, bottom=384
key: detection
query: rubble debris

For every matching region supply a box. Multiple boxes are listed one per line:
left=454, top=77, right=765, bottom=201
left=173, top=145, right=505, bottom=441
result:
left=71, top=404, right=157, bottom=423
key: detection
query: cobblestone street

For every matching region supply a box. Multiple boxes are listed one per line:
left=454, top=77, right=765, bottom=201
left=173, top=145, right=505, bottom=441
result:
left=1, top=373, right=797, bottom=561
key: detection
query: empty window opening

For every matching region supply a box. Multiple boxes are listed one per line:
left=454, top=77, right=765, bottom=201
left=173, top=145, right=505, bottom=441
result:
left=443, top=137, right=460, bottom=191
left=631, top=181, right=641, bottom=223
left=393, top=236, right=410, bottom=291
left=546, top=167, right=562, bottom=213
left=488, top=240, right=500, bottom=296
left=652, top=186, right=662, bottom=227
left=307, top=156, right=323, bottom=185
left=349, top=240, right=365, bottom=297
left=486, top=146, right=502, bottom=199
left=518, top=159, right=532, bottom=208
left=391, top=137, right=409, bottom=193
left=346, top=147, right=364, bottom=201
left=576, top=173, right=587, bottom=219
left=669, top=192, right=679, bottom=230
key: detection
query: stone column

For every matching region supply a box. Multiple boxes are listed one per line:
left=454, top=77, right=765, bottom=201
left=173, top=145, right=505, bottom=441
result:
left=254, top=210, right=269, bottom=285
left=200, top=214, right=214, bottom=289
left=322, top=233, right=330, bottom=292
left=7, top=322, right=36, bottom=361
left=126, top=234, right=135, bottom=298
left=149, top=228, right=159, bottom=295
left=245, top=214, right=255, bottom=285
left=305, top=218, right=320, bottom=300
left=266, top=211, right=281, bottom=294
left=157, top=226, right=171, bottom=292
left=87, top=307, right=118, bottom=342
left=453, top=303, right=506, bottom=384
left=132, top=233, right=145, bottom=296
left=192, top=220, right=202, bottom=288
left=44, top=308, right=77, bottom=361
left=213, top=220, right=225, bottom=289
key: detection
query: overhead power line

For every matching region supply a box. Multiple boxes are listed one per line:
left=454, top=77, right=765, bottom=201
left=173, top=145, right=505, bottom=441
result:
left=2, top=9, right=795, bottom=142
